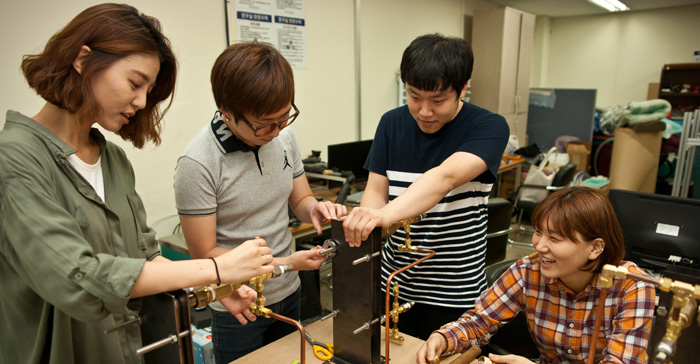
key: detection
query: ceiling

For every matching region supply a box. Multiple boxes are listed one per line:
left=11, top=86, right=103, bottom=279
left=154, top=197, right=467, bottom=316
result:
left=484, top=0, right=700, bottom=18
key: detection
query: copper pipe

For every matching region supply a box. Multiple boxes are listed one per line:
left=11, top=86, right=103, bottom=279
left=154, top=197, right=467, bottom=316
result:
left=587, top=286, right=608, bottom=364
left=268, top=312, right=306, bottom=364
left=449, top=346, right=482, bottom=364
left=385, top=247, right=436, bottom=363
left=625, top=272, right=661, bottom=286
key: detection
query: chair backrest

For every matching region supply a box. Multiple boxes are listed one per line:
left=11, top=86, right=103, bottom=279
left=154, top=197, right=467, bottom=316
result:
left=552, top=162, right=578, bottom=187
left=485, top=198, right=513, bottom=266
left=485, top=259, right=517, bottom=285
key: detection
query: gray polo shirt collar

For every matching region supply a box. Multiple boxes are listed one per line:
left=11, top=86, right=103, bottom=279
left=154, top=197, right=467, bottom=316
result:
left=209, top=110, right=260, bottom=154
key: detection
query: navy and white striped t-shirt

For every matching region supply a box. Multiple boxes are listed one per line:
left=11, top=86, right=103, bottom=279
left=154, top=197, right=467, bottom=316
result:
left=365, top=102, right=509, bottom=308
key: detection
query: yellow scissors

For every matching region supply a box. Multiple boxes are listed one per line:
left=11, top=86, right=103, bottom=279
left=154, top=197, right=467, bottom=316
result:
left=305, top=331, right=333, bottom=361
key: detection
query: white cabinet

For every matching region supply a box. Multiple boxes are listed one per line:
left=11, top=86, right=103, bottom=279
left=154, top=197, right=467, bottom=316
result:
left=470, top=6, right=535, bottom=145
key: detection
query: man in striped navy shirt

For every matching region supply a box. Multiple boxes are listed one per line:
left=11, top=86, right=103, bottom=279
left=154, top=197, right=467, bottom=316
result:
left=343, top=33, right=509, bottom=340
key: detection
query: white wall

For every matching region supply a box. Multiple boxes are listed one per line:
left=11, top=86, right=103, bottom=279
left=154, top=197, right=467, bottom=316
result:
left=0, top=0, right=463, bottom=234
left=0, top=0, right=228, bottom=234
left=286, top=0, right=356, bottom=158
left=359, top=0, right=464, bottom=139
left=533, top=4, right=700, bottom=107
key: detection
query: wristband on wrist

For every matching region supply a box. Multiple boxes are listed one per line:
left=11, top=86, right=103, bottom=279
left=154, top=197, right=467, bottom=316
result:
left=308, top=202, right=318, bottom=218
left=208, top=257, right=221, bottom=285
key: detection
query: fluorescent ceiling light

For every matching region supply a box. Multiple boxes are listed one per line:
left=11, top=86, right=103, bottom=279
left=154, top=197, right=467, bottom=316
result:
left=588, top=0, right=630, bottom=12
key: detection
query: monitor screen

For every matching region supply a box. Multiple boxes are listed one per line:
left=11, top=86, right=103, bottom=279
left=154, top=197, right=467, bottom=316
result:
left=608, top=189, right=700, bottom=272
left=327, top=140, right=373, bottom=182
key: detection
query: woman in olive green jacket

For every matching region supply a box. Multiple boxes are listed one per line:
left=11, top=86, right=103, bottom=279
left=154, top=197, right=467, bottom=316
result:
left=0, top=4, right=273, bottom=363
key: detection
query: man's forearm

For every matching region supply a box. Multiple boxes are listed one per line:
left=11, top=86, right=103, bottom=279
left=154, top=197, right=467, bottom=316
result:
left=381, top=169, right=454, bottom=222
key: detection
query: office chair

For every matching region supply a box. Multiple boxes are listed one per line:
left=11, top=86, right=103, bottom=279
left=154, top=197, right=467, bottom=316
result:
left=508, top=162, right=578, bottom=245
left=485, top=198, right=513, bottom=266
left=481, top=259, right=540, bottom=360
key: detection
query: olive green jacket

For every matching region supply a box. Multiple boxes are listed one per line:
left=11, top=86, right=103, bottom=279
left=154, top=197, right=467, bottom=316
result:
left=0, top=111, right=160, bottom=363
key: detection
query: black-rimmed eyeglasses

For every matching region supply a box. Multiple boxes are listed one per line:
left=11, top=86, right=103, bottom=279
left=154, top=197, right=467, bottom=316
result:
left=240, top=103, right=299, bottom=137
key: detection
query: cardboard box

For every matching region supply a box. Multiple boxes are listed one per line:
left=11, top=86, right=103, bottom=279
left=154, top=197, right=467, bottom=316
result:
left=566, top=141, right=592, bottom=173
left=191, top=325, right=215, bottom=364
left=609, top=127, right=663, bottom=193
left=647, top=82, right=660, bottom=100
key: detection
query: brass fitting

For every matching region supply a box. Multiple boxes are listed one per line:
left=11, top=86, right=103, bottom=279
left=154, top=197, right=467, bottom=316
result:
left=383, top=214, right=425, bottom=238
left=383, top=214, right=425, bottom=252
left=186, top=264, right=293, bottom=310
left=658, top=277, right=673, bottom=293
left=249, top=273, right=270, bottom=317
left=249, top=303, right=272, bottom=318
left=388, top=283, right=414, bottom=344
left=670, top=280, right=696, bottom=298
left=388, top=327, right=404, bottom=344
left=396, top=218, right=417, bottom=252
left=594, top=264, right=700, bottom=364
left=397, top=243, right=418, bottom=252
left=656, top=294, right=697, bottom=363
left=187, top=284, right=240, bottom=309
left=599, top=264, right=629, bottom=289
left=247, top=263, right=294, bottom=319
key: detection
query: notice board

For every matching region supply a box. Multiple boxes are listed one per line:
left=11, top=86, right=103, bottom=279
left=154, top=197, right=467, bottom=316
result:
left=526, top=88, right=597, bottom=151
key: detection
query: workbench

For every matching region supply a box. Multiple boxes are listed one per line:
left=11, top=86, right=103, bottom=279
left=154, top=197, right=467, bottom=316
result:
left=230, top=316, right=460, bottom=363
left=495, top=156, right=526, bottom=199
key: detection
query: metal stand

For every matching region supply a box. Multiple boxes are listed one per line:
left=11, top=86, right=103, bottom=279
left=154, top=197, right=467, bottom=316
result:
left=326, top=220, right=383, bottom=364
left=672, top=109, right=700, bottom=197
left=139, top=290, right=194, bottom=363
left=103, top=290, right=195, bottom=364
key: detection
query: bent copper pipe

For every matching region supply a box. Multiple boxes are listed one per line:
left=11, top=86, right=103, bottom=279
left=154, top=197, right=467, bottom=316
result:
left=587, top=286, right=608, bottom=364
left=385, top=247, right=436, bottom=363
left=268, top=312, right=306, bottom=364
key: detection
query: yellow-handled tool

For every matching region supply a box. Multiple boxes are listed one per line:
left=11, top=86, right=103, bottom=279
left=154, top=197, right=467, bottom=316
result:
left=304, top=330, right=333, bottom=361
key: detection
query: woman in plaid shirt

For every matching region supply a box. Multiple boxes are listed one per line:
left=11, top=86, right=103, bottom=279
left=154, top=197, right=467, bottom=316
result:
left=417, top=187, right=656, bottom=364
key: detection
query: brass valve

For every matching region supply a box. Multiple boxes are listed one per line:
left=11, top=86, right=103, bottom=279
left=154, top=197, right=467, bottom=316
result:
left=388, top=282, right=414, bottom=344
left=188, top=284, right=236, bottom=309
left=186, top=264, right=293, bottom=310
left=247, top=264, right=294, bottom=318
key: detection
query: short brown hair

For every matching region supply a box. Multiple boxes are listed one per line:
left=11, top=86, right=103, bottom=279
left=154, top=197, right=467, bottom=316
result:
left=531, top=187, right=625, bottom=272
left=21, top=3, right=177, bottom=148
left=211, top=41, right=294, bottom=121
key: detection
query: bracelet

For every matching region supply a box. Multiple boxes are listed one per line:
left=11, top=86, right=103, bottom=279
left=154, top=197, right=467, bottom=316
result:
left=308, top=202, right=318, bottom=218
left=209, top=257, right=221, bottom=285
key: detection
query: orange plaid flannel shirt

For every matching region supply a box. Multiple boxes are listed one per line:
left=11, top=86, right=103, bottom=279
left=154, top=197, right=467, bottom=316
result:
left=438, top=253, right=655, bottom=363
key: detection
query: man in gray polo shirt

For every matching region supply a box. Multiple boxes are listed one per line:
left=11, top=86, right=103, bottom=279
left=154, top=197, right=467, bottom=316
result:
left=174, top=41, right=347, bottom=362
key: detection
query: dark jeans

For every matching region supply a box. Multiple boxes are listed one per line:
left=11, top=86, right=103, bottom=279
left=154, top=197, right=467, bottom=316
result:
left=394, top=300, right=467, bottom=341
left=211, top=287, right=301, bottom=363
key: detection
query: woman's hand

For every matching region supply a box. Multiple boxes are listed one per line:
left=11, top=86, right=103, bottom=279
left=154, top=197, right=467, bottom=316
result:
left=416, top=332, right=448, bottom=364
left=309, top=201, right=347, bottom=234
left=286, top=246, right=326, bottom=271
left=219, top=286, right=258, bottom=324
left=487, top=353, right=536, bottom=364
left=216, top=238, right=273, bottom=284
